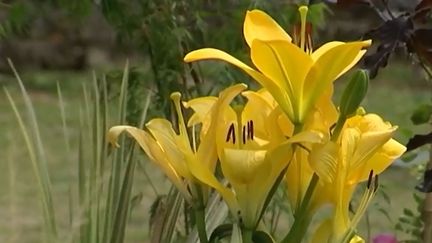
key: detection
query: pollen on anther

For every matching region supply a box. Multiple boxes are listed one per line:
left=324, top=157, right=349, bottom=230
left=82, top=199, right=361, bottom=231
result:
left=374, top=175, right=379, bottom=192
left=226, top=124, right=236, bottom=144
left=247, top=120, right=254, bottom=140
left=242, top=125, right=246, bottom=144
left=367, top=170, right=374, bottom=189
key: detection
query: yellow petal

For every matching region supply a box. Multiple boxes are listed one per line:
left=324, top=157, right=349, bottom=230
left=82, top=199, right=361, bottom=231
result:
left=350, top=235, right=365, bottom=243
left=341, top=127, right=361, bottom=170
left=251, top=39, right=313, bottom=121
left=221, top=148, right=268, bottom=185
left=349, top=113, right=393, bottom=132
left=306, top=86, right=338, bottom=136
left=186, top=154, right=237, bottom=211
left=242, top=90, right=274, bottom=140
left=311, top=41, right=345, bottom=61
left=311, top=218, right=332, bottom=243
left=309, top=142, right=339, bottom=183
left=266, top=141, right=295, bottom=179
left=145, top=119, right=192, bottom=178
left=266, top=108, right=291, bottom=145
left=184, top=48, right=294, bottom=118
left=107, top=125, right=191, bottom=201
left=311, top=41, right=369, bottom=80
left=303, top=40, right=371, bottom=117
left=243, top=10, right=292, bottom=47
left=289, top=130, right=324, bottom=144
left=349, top=138, right=406, bottom=183
left=183, top=96, right=218, bottom=128
left=353, top=129, right=395, bottom=164
left=197, top=84, right=247, bottom=169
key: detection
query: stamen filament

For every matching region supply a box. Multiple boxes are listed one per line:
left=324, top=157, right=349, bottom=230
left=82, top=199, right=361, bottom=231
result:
left=343, top=174, right=379, bottom=242
left=192, top=124, right=197, bottom=153
left=234, top=106, right=244, bottom=148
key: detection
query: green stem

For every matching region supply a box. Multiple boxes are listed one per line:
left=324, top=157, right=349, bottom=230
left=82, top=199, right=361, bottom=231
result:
left=254, top=124, right=304, bottom=229
left=293, top=123, right=304, bottom=136
left=331, top=116, right=346, bottom=142
left=241, top=228, right=253, bottom=243
left=281, top=173, right=319, bottom=243
left=194, top=207, right=208, bottom=243
left=194, top=184, right=208, bottom=243
left=340, top=230, right=356, bottom=243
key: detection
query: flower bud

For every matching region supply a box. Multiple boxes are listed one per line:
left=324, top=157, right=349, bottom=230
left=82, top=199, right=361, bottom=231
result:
left=339, top=69, right=369, bottom=118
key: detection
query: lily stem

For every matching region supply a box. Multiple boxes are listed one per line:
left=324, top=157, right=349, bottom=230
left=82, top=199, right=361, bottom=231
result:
left=194, top=207, right=208, bottom=243
left=281, top=173, right=319, bottom=243
left=241, top=228, right=253, bottom=243
left=332, top=116, right=347, bottom=142
left=194, top=184, right=208, bottom=243
left=254, top=123, right=304, bottom=229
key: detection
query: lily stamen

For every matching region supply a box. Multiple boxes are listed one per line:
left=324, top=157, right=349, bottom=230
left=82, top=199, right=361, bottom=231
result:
left=226, top=123, right=236, bottom=144
left=247, top=120, right=254, bottom=140
left=341, top=170, right=380, bottom=242
left=366, top=170, right=374, bottom=189
left=225, top=120, right=255, bottom=145
left=242, top=125, right=246, bottom=144
left=374, top=175, right=379, bottom=193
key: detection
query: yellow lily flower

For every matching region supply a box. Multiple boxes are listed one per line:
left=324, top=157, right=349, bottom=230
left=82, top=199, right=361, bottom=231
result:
left=284, top=85, right=338, bottom=213
left=184, top=6, right=370, bottom=124
left=309, top=113, right=406, bottom=242
left=107, top=84, right=247, bottom=203
left=185, top=88, right=323, bottom=228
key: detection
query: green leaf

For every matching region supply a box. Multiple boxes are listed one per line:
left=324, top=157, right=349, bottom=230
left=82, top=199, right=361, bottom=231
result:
left=403, top=208, right=414, bottom=217
left=411, top=104, right=432, bottom=125
left=377, top=208, right=392, bottom=223
left=230, top=224, right=242, bottom=243
left=209, top=224, right=233, bottom=242
left=252, top=231, right=274, bottom=243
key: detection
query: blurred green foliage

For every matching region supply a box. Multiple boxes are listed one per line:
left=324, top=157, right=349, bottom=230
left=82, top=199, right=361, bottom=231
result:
left=1, top=0, right=329, bottom=119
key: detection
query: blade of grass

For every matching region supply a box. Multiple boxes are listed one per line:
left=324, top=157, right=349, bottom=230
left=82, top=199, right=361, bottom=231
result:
left=8, top=132, right=18, bottom=243
left=4, top=88, right=57, bottom=242
left=57, top=82, right=71, bottom=154
left=7, top=60, right=57, bottom=240
left=102, top=62, right=130, bottom=243
left=77, top=120, right=88, bottom=243
left=161, top=187, right=183, bottom=243
left=90, top=72, right=102, bottom=243
left=109, top=146, right=137, bottom=243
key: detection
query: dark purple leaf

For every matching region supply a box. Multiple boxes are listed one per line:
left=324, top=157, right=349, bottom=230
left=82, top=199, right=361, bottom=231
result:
left=408, top=29, right=432, bottom=66
left=414, top=0, right=432, bottom=24
left=406, top=132, right=432, bottom=151
left=362, top=15, right=413, bottom=78
left=416, top=169, right=432, bottom=193
left=322, top=0, right=369, bottom=5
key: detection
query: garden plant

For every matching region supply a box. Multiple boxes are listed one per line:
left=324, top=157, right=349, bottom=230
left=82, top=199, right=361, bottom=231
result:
left=3, top=0, right=432, bottom=243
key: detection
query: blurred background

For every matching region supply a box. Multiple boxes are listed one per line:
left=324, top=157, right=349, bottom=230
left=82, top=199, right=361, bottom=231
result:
left=0, top=0, right=430, bottom=242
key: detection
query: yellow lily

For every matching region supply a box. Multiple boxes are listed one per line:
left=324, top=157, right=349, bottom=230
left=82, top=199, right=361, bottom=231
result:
left=284, top=85, right=338, bottom=213
left=185, top=88, right=323, bottom=228
left=309, top=113, right=406, bottom=242
left=184, top=6, right=370, bottom=124
left=107, top=84, right=247, bottom=203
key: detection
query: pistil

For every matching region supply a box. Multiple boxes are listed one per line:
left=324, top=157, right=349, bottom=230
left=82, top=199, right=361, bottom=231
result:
left=298, top=6, right=308, bottom=52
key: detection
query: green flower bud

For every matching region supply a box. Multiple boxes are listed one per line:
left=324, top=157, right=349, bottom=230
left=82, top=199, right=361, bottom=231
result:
left=339, top=69, right=369, bottom=118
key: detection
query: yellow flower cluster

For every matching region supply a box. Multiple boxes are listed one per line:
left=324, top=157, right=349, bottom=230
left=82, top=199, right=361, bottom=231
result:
left=108, top=6, right=406, bottom=243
